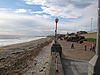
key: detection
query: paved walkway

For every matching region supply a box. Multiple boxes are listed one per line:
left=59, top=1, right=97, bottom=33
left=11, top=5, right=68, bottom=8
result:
left=58, top=40, right=95, bottom=61
left=62, top=59, right=88, bottom=75
left=58, top=40, right=95, bottom=75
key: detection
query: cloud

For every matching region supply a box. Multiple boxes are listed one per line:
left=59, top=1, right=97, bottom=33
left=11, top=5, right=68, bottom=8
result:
left=24, top=0, right=81, bottom=18
left=34, top=14, right=50, bottom=18
left=24, top=0, right=97, bottom=19
left=41, top=5, right=82, bottom=18
left=24, top=0, right=96, bottom=7
left=0, top=9, right=97, bottom=35
left=0, top=11, right=55, bottom=35
left=15, top=9, right=28, bottom=13
left=24, top=0, right=46, bottom=5
left=0, top=0, right=98, bottom=35
left=70, top=0, right=97, bottom=8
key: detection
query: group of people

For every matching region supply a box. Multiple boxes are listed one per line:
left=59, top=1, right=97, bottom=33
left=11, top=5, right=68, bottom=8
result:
left=90, top=43, right=96, bottom=52
left=71, top=42, right=96, bottom=52
left=84, top=44, right=96, bottom=52
left=58, top=36, right=96, bottom=52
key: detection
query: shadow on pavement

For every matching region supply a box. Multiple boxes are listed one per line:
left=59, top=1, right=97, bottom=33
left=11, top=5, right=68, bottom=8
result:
left=61, top=57, right=88, bottom=75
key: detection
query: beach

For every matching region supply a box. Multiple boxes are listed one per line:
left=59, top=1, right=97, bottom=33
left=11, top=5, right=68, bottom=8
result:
left=0, top=33, right=97, bottom=75
left=0, top=37, right=53, bottom=75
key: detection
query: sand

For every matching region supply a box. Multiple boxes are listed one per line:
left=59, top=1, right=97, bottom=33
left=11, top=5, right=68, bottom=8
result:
left=0, top=37, right=52, bottom=75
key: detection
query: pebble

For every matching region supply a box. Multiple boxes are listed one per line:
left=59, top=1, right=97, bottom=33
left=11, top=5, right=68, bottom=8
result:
left=22, top=41, right=53, bottom=75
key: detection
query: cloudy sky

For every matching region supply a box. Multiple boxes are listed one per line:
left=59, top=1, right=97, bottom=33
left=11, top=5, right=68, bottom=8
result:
left=0, top=0, right=98, bottom=36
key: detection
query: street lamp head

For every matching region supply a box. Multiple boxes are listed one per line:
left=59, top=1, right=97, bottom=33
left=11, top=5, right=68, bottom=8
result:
left=55, top=18, right=59, bottom=23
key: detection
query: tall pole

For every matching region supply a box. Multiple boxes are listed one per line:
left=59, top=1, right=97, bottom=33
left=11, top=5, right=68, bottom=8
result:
left=97, top=0, right=100, bottom=55
left=55, top=22, right=57, bottom=39
left=88, top=0, right=100, bottom=75
left=55, top=18, right=59, bottom=43
left=91, top=18, right=93, bottom=32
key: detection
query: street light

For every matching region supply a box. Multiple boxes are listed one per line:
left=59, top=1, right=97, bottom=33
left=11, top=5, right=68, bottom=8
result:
left=91, top=18, right=93, bottom=32
left=55, top=18, right=59, bottom=43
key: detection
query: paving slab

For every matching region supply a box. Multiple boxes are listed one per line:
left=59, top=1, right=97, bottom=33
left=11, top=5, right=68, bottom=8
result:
left=62, top=59, right=88, bottom=75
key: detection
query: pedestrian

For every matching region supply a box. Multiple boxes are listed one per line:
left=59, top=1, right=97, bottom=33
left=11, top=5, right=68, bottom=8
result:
left=90, top=44, right=94, bottom=51
left=85, top=45, right=87, bottom=51
left=71, top=43, right=74, bottom=48
left=92, top=44, right=96, bottom=52
left=90, top=46, right=92, bottom=51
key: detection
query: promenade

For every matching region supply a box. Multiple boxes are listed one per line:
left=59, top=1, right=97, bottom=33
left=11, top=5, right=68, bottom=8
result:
left=58, top=40, right=95, bottom=75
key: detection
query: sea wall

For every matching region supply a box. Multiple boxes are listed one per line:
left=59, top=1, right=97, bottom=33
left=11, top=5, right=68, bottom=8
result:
left=49, top=52, right=64, bottom=75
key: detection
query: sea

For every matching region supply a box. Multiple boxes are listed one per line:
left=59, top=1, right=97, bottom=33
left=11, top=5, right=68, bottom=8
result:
left=0, top=35, right=46, bottom=47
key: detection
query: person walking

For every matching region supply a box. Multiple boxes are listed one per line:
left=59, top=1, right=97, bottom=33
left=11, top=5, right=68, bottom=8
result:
left=92, top=43, right=96, bottom=52
left=71, top=42, right=74, bottom=49
left=85, top=45, right=87, bottom=51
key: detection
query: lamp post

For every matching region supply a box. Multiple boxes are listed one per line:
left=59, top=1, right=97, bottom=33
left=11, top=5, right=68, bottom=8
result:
left=88, top=0, right=100, bottom=75
left=91, top=18, right=93, bottom=32
left=55, top=18, right=59, bottom=43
